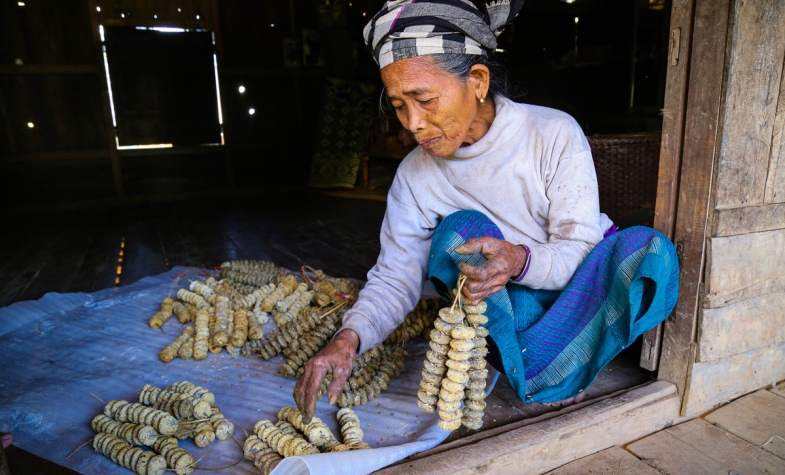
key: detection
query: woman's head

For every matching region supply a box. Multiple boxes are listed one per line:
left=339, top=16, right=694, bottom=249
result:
left=381, top=54, right=506, bottom=157
left=363, top=0, right=524, bottom=156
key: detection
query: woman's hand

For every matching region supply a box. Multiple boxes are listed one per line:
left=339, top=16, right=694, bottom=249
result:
left=293, top=328, right=359, bottom=422
left=455, top=237, right=528, bottom=303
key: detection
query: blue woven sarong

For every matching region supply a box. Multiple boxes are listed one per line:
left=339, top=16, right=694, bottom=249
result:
left=427, top=211, right=679, bottom=403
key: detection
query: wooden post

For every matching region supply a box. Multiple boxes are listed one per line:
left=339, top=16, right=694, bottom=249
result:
left=640, top=0, right=695, bottom=371
left=657, top=0, right=730, bottom=411
left=86, top=0, right=124, bottom=198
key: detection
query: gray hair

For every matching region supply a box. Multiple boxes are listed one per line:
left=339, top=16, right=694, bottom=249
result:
left=380, top=53, right=509, bottom=115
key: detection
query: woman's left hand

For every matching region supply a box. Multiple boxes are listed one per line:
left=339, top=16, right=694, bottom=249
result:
left=455, top=237, right=528, bottom=303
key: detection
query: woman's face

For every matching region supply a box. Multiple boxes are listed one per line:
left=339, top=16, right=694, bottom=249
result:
left=381, top=56, right=486, bottom=157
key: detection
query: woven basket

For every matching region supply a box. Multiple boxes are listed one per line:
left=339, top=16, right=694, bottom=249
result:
left=588, top=132, right=661, bottom=226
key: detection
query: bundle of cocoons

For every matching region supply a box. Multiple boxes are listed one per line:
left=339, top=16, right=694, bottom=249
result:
left=91, top=381, right=232, bottom=474
left=243, top=406, right=369, bottom=474
left=153, top=260, right=361, bottom=363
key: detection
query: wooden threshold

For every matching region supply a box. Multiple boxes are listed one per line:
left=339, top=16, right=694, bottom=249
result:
left=377, top=381, right=685, bottom=475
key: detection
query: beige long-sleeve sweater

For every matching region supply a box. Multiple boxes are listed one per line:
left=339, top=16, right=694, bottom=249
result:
left=342, top=95, right=612, bottom=353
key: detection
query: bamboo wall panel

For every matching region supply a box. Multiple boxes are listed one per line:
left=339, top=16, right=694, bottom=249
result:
left=714, top=0, right=785, bottom=209
left=0, top=75, right=106, bottom=154
left=0, top=0, right=94, bottom=65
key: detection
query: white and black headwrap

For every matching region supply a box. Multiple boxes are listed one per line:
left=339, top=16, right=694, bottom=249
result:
left=363, top=0, right=525, bottom=69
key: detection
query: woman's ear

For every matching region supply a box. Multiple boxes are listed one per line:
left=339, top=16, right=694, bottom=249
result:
left=468, top=64, right=491, bottom=101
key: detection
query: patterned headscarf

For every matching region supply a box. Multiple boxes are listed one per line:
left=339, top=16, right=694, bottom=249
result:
left=363, top=0, right=525, bottom=69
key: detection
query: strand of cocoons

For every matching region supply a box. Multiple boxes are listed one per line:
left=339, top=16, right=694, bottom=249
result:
left=417, top=279, right=490, bottom=431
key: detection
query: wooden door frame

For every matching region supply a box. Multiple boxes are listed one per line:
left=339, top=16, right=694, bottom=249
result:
left=649, top=0, right=732, bottom=414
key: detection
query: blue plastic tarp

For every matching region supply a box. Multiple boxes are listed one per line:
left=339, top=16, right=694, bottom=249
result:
left=0, top=267, right=480, bottom=475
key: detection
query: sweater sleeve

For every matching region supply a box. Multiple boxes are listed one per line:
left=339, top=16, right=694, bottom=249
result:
left=515, top=147, right=604, bottom=290
left=340, top=174, right=432, bottom=354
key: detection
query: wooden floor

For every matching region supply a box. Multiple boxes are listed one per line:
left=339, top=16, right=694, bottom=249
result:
left=548, top=382, right=785, bottom=474
left=0, top=192, right=651, bottom=472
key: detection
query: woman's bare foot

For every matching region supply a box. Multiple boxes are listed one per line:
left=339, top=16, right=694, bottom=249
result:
left=519, top=392, right=587, bottom=417
left=542, top=392, right=587, bottom=408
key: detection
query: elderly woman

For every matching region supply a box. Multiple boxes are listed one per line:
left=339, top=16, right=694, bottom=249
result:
left=294, top=0, right=679, bottom=421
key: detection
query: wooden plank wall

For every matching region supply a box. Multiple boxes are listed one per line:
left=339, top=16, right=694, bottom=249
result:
left=683, top=0, right=785, bottom=416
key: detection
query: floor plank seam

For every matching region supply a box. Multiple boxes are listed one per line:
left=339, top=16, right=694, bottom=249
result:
left=619, top=446, right=670, bottom=475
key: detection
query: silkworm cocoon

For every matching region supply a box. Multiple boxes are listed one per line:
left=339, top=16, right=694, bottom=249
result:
left=428, top=341, right=449, bottom=355
left=447, top=349, right=473, bottom=361
left=449, top=339, right=475, bottom=352
left=247, top=310, right=263, bottom=340
left=192, top=309, right=210, bottom=360
left=148, top=298, right=175, bottom=329
left=92, top=432, right=167, bottom=475
left=277, top=406, right=341, bottom=451
left=433, top=318, right=456, bottom=334
left=420, top=371, right=441, bottom=385
left=172, top=301, right=193, bottom=324
left=159, top=326, right=194, bottom=363
left=422, top=359, right=446, bottom=375
left=260, top=275, right=298, bottom=312
left=253, top=448, right=283, bottom=475
left=445, top=359, right=471, bottom=372
left=139, top=385, right=211, bottom=419
left=417, top=390, right=438, bottom=407
left=438, top=307, right=465, bottom=324
left=243, top=434, right=265, bottom=460
left=240, top=283, right=276, bottom=309
left=254, top=419, right=319, bottom=456
left=209, top=408, right=234, bottom=440
left=440, top=379, right=465, bottom=393
left=176, top=289, right=208, bottom=309
left=438, top=388, right=463, bottom=403
left=336, top=408, right=369, bottom=449
left=189, top=280, right=214, bottom=299
left=446, top=369, right=469, bottom=384
left=211, top=296, right=231, bottom=347
left=462, top=416, right=483, bottom=430
left=192, top=421, right=215, bottom=448
left=152, top=436, right=195, bottom=475
left=166, top=381, right=215, bottom=406
left=438, top=417, right=462, bottom=431
left=464, top=300, right=487, bottom=313
left=466, top=313, right=488, bottom=326
left=230, top=309, right=249, bottom=347
left=104, top=400, right=178, bottom=436
left=429, top=328, right=451, bottom=345
left=177, top=336, right=194, bottom=359
left=90, top=414, right=158, bottom=446
left=437, top=399, right=461, bottom=412
left=450, top=325, right=475, bottom=340
left=465, top=388, right=485, bottom=400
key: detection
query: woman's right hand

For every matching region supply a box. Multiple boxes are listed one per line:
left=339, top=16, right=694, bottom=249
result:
left=293, top=329, right=359, bottom=423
